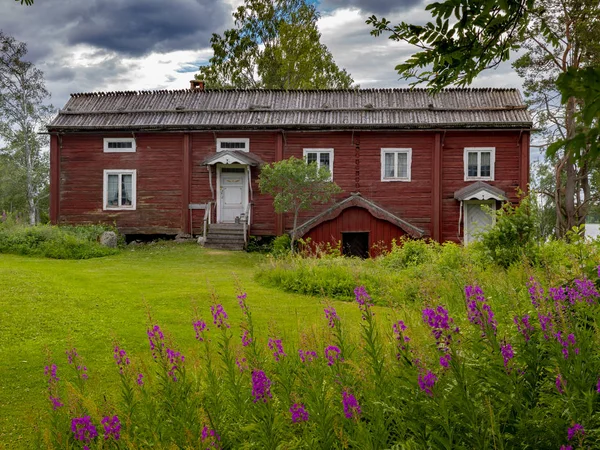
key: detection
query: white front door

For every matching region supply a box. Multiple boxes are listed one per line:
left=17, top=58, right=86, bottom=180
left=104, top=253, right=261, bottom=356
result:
left=465, top=201, right=495, bottom=244
left=218, top=167, right=247, bottom=223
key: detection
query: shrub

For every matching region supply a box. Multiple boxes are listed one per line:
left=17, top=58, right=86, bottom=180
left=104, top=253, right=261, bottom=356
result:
left=271, top=234, right=291, bottom=257
left=39, top=270, right=600, bottom=449
left=0, top=223, right=120, bottom=259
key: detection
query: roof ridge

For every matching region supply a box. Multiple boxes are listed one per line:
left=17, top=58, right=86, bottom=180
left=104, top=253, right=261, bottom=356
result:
left=69, top=87, right=521, bottom=97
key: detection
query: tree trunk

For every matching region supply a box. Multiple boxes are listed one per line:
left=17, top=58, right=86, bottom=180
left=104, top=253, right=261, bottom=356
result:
left=290, top=206, right=299, bottom=253
left=24, top=127, right=36, bottom=226
left=556, top=96, right=579, bottom=237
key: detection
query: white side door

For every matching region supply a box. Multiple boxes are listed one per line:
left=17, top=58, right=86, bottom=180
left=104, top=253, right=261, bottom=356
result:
left=218, top=168, right=247, bottom=223
left=465, top=201, right=495, bottom=244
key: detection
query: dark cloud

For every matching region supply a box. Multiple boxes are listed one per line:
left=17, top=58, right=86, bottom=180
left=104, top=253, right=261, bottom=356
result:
left=320, top=0, right=425, bottom=16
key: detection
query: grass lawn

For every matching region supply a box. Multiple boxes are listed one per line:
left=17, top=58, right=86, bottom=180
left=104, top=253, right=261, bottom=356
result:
left=0, top=243, right=365, bottom=448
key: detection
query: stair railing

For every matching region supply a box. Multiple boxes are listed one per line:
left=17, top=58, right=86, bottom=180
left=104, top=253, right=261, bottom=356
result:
left=203, top=201, right=212, bottom=241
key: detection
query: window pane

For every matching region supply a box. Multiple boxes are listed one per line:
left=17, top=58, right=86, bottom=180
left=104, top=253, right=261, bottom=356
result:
left=467, top=152, right=478, bottom=177
left=480, top=152, right=491, bottom=177
left=397, top=153, right=408, bottom=178
left=384, top=152, right=394, bottom=178
left=108, top=141, right=133, bottom=149
left=306, top=152, right=317, bottom=164
left=107, top=175, right=119, bottom=206
left=319, top=152, right=330, bottom=170
left=121, top=175, right=132, bottom=206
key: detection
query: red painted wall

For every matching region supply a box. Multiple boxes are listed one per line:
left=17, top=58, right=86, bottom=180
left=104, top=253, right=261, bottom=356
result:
left=53, top=128, right=528, bottom=244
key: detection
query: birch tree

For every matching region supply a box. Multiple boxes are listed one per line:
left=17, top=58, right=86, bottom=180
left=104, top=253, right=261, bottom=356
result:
left=0, top=31, right=53, bottom=225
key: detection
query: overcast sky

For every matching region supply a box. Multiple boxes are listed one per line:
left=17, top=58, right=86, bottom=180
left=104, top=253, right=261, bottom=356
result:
left=1, top=0, right=523, bottom=110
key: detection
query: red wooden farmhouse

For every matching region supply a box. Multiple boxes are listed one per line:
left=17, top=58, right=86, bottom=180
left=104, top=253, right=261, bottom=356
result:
left=47, top=83, right=531, bottom=255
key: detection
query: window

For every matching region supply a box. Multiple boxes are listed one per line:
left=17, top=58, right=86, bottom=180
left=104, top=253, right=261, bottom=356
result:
left=303, top=149, right=334, bottom=180
left=381, top=148, right=412, bottom=181
left=464, top=147, right=495, bottom=180
left=103, top=170, right=136, bottom=210
left=104, top=138, right=136, bottom=153
left=217, top=138, right=249, bottom=152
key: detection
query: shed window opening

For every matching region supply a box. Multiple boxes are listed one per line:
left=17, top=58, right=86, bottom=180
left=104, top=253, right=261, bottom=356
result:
left=465, top=148, right=494, bottom=180
left=303, top=149, right=334, bottom=180
left=108, top=141, right=133, bottom=149
left=381, top=149, right=411, bottom=181
left=104, top=170, right=136, bottom=210
left=217, top=138, right=250, bottom=152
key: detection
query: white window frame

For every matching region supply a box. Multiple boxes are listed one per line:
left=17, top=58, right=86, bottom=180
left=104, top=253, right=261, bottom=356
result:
left=103, top=169, right=137, bottom=211
left=464, top=200, right=496, bottom=244
left=216, top=138, right=250, bottom=152
left=464, top=147, right=495, bottom=181
left=380, top=148, right=412, bottom=182
left=103, top=138, right=136, bottom=153
left=303, top=148, right=334, bottom=181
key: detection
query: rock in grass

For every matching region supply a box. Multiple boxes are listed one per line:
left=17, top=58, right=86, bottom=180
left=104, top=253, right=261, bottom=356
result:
left=99, top=231, right=118, bottom=248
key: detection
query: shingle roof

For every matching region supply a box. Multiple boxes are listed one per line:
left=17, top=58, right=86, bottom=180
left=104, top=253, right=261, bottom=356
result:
left=48, top=88, right=531, bottom=132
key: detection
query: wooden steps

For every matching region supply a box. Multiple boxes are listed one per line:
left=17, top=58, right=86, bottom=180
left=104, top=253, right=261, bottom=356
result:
left=204, top=223, right=246, bottom=250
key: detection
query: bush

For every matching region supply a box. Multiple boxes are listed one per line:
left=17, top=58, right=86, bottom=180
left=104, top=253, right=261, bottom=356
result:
left=271, top=234, right=291, bottom=256
left=0, top=223, right=120, bottom=259
left=39, top=271, right=600, bottom=449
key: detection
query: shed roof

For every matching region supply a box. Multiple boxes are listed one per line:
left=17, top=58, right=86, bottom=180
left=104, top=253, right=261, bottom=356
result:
left=48, top=88, right=531, bottom=132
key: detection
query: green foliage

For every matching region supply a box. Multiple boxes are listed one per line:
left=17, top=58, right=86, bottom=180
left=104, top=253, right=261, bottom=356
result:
left=479, top=195, right=538, bottom=268
left=380, top=237, right=438, bottom=270
left=0, top=223, right=120, bottom=259
left=271, top=233, right=291, bottom=256
left=198, top=0, right=353, bottom=89
left=258, top=156, right=342, bottom=251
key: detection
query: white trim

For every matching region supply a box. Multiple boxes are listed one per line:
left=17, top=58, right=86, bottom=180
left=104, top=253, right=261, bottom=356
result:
left=303, top=148, right=334, bottom=181
left=216, top=164, right=249, bottom=223
left=217, top=138, right=250, bottom=152
left=464, top=147, right=495, bottom=181
left=103, top=169, right=137, bottom=210
left=380, top=148, right=412, bottom=182
left=464, top=200, right=495, bottom=244
left=103, top=138, right=136, bottom=153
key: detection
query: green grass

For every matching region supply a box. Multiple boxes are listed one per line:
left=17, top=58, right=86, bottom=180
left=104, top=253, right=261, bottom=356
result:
left=0, top=243, right=365, bottom=448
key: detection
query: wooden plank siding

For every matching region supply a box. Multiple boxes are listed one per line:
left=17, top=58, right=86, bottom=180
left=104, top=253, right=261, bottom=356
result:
left=53, top=128, right=527, bottom=245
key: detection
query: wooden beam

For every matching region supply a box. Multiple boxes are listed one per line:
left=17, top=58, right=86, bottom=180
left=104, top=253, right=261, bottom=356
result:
left=432, top=132, right=442, bottom=242
left=49, top=134, right=60, bottom=224
left=275, top=131, right=284, bottom=235
left=520, top=131, right=530, bottom=194
left=182, top=133, right=191, bottom=234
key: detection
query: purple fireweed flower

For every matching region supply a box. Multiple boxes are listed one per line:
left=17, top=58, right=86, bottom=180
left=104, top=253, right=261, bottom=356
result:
left=298, top=349, right=318, bottom=364
left=324, top=306, right=340, bottom=328
left=193, top=320, right=208, bottom=341
left=290, top=403, right=309, bottom=423
left=354, top=286, right=374, bottom=319
left=44, top=364, right=59, bottom=383
left=49, top=396, right=63, bottom=410
left=465, top=285, right=497, bottom=336
left=236, top=357, right=248, bottom=373
left=71, top=416, right=98, bottom=443
left=500, top=341, right=514, bottom=370
left=537, top=312, right=554, bottom=339
left=147, top=325, right=165, bottom=358
left=211, top=304, right=230, bottom=329
left=66, top=348, right=79, bottom=365
left=568, top=423, right=584, bottom=441
left=241, top=330, right=252, bottom=347
left=268, top=338, right=286, bottom=362
left=418, top=369, right=438, bottom=397
left=560, top=446, right=573, bottom=450
left=113, top=346, right=130, bottom=374
left=527, top=277, right=545, bottom=308
left=513, top=315, right=534, bottom=342
left=439, top=354, right=451, bottom=368
left=556, top=373, right=566, bottom=394
left=393, top=320, right=411, bottom=357
left=555, top=331, right=579, bottom=359
left=251, top=370, right=272, bottom=403
left=166, top=348, right=185, bottom=382
left=136, top=373, right=144, bottom=386
left=570, top=278, right=599, bottom=304
left=422, top=305, right=459, bottom=352
left=201, top=426, right=221, bottom=449
left=77, top=365, right=89, bottom=380
left=101, top=415, right=121, bottom=441
left=237, top=292, right=249, bottom=315
left=342, top=391, right=361, bottom=419
left=325, top=345, right=342, bottom=366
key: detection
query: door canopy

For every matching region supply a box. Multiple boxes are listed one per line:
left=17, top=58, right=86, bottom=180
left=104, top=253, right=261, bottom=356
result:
left=202, top=150, right=264, bottom=166
left=293, top=192, right=425, bottom=238
left=454, top=181, right=506, bottom=201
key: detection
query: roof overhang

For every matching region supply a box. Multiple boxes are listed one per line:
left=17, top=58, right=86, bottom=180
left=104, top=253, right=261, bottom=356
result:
left=454, top=181, right=506, bottom=201
left=202, top=150, right=265, bottom=166
left=293, top=192, right=425, bottom=238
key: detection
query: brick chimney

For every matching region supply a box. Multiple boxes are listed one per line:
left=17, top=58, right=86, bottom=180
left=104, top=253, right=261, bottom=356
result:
left=190, top=80, right=205, bottom=91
